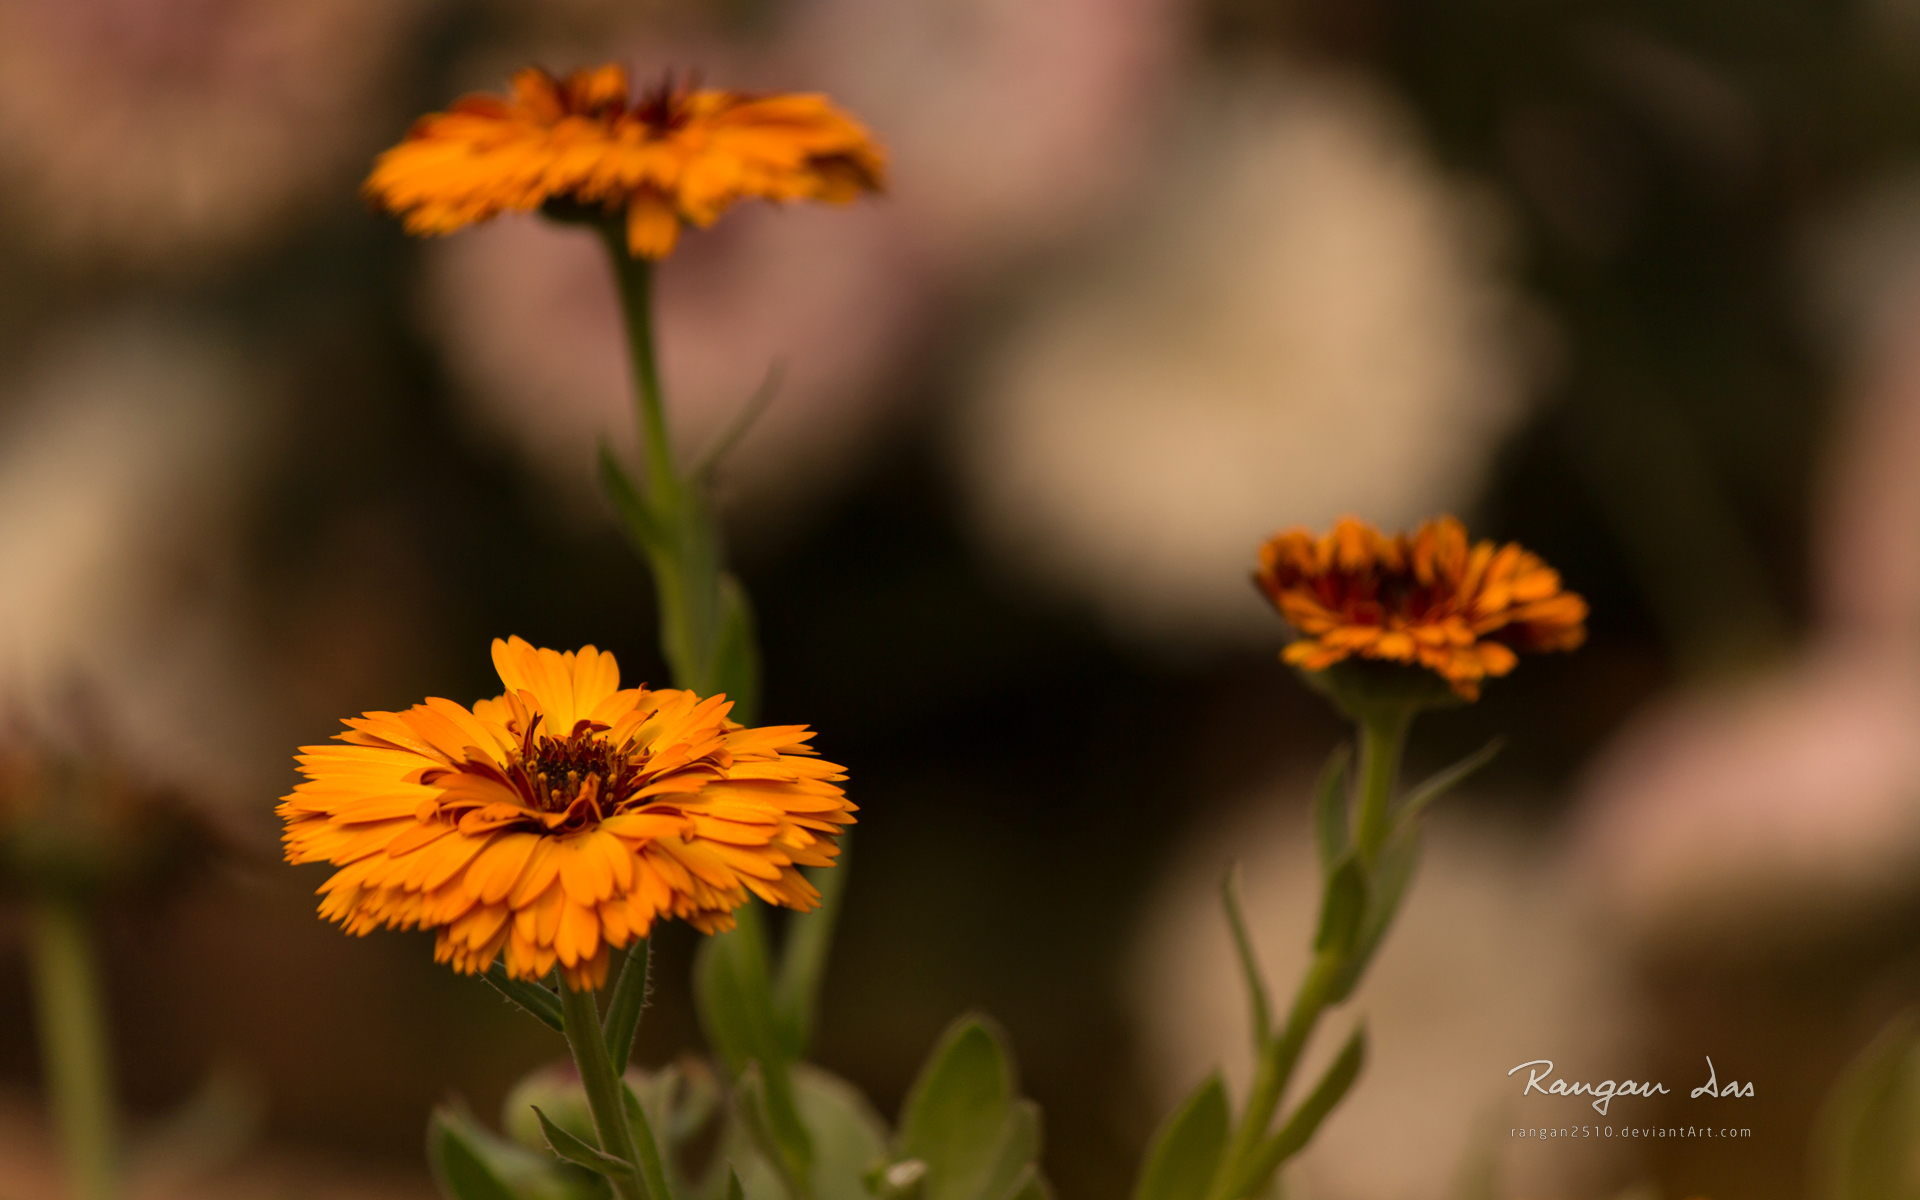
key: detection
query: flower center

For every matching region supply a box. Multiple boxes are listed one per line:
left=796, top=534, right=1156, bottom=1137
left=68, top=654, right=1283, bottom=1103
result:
left=522, top=721, right=639, bottom=813
left=633, top=75, right=694, bottom=134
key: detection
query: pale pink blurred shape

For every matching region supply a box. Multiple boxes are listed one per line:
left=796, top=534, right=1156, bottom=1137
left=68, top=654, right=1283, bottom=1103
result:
left=1573, top=178, right=1920, bottom=942
left=789, top=0, right=1188, bottom=272
left=958, top=70, right=1538, bottom=644
left=1574, top=648, right=1920, bottom=941
left=0, top=313, right=271, bottom=804
left=0, top=0, right=426, bottom=266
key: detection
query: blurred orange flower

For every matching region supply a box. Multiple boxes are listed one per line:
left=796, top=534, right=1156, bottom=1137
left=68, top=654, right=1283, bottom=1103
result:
left=365, top=64, right=885, bottom=258
left=1254, top=516, right=1587, bottom=700
left=279, top=637, right=853, bottom=989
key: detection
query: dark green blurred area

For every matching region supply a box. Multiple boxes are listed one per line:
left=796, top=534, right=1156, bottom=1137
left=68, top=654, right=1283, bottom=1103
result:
left=3, top=1, right=1920, bottom=1198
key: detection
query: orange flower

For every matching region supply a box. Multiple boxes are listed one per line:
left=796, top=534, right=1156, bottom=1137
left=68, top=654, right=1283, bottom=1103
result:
left=278, top=637, right=853, bottom=989
left=1254, top=516, right=1586, bottom=701
left=364, top=64, right=885, bottom=258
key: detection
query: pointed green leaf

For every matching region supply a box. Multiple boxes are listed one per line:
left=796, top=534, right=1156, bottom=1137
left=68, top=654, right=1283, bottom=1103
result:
left=430, top=1104, right=604, bottom=1200
left=603, top=941, right=652, bottom=1070
left=1311, top=745, right=1352, bottom=871
left=695, top=903, right=785, bottom=1079
left=693, top=366, right=784, bottom=479
left=1817, top=1012, right=1920, bottom=1200
left=970, top=1099, right=1042, bottom=1200
left=1327, top=827, right=1421, bottom=1003
left=1131, top=1074, right=1228, bottom=1200
left=482, top=962, right=565, bottom=1033
left=1313, top=858, right=1367, bottom=957
left=1395, top=739, right=1502, bottom=828
left=1232, top=1025, right=1367, bottom=1198
left=599, top=443, right=666, bottom=556
left=774, top=842, right=853, bottom=1061
left=1219, top=868, right=1271, bottom=1049
left=534, top=1105, right=635, bottom=1180
left=996, top=1164, right=1050, bottom=1200
left=897, top=1016, right=1019, bottom=1200
left=736, top=1065, right=815, bottom=1200
left=730, top=1166, right=748, bottom=1200
left=428, top=1109, right=524, bottom=1200
left=792, top=1065, right=890, bottom=1200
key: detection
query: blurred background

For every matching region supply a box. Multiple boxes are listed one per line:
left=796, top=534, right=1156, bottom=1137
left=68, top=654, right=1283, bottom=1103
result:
left=3, top=0, right=1920, bottom=1197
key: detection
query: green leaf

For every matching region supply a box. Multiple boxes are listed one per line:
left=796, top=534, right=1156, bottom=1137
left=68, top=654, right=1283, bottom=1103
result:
left=534, top=1107, right=633, bottom=1181
left=795, top=1065, right=891, bottom=1200
left=1219, top=868, right=1271, bottom=1049
left=1817, top=1012, right=1920, bottom=1200
left=598, top=444, right=666, bottom=557
left=482, top=963, right=565, bottom=1033
left=730, top=1166, right=748, bottom=1200
left=774, top=843, right=854, bottom=1061
left=713, top=571, right=762, bottom=724
left=896, top=1016, right=1020, bottom=1200
left=723, top=1065, right=889, bottom=1200
left=1312, top=858, right=1367, bottom=958
left=697, top=903, right=815, bottom=1197
left=970, top=1100, right=1042, bottom=1200
left=1131, top=1074, right=1228, bottom=1200
left=736, top=1065, right=816, bottom=1200
left=429, top=1108, right=525, bottom=1200
left=603, top=942, right=652, bottom=1070
left=430, top=1104, right=605, bottom=1200
left=1310, top=745, right=1352, bottom=872
left=1326, top=827, right=1421, bottom=1004
left=695, top=903, right=785, bottom=1080
left=1395, top=739, right=1502, bottom=828
left=1231, top=1024, right=1367, bottom=1198
left=693, top=366, right=784, bottom=479
left=996, top=1165, right=1051, bottom=1200
left=626, top=1060, right=722, bottom=1149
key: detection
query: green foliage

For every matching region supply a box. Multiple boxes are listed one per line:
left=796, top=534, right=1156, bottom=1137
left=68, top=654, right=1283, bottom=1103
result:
left=1325, top=827, right=1421, bottom=1006
left=694, top=903, right=815, bottom=1196
left=1309, top=746, right=1351, bottom=872
left=1394, top=739, right=1502, bottom=827
left=604, top=944, right=653, bottom=1071
left=483, top=963, right=566, bottom=1033
left=429, top=1104, right=609, bottom=1200
left=1817, top=1012, right=1920, bottom=1200
left=536, top=1106, right=638, bottom=1181
left=879, top=1016, right=1051, bottom=1200
left=1220, top=870, right=1271, bottom=1050
left=1132, top=1074, right=1229, bottom=1200
left=774, top=856, right=853, bottom=1062
left=725, top=1064, right=890, bottom=1200
left=1312, top=859, right=1367, bottom=959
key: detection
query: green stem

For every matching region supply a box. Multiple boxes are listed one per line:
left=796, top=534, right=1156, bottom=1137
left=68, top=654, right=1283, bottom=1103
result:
left=29, top=896, right=119, bottom=1200
left=602, top=230, right=679, bottom=509
left=560, top=984, right=671, bottom=1200
left=1351, top=706, right=1412, bottom=866
left=1207, top=950, right=1340, bottom=1200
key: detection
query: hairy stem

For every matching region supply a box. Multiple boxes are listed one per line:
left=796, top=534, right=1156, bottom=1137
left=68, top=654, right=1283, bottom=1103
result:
left=561, top=983, right=668, bottom=1200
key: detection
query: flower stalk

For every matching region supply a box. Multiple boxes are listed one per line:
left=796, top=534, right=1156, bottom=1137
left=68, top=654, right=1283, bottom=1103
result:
left=1351, top=704, right=1412, bottom=866
left=560, top=982, right=671, bottom=1200
left=28, top=894, right=120, bottom=1200
left=597, top=222, right=758, bottom=718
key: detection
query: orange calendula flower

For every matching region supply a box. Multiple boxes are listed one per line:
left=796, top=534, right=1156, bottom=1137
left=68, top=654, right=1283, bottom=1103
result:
left=364, top=64, right=885, bottom=258
left=278, top=637, right=853, bottom=990
left=1254, top=516, right=1587, bottom=701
